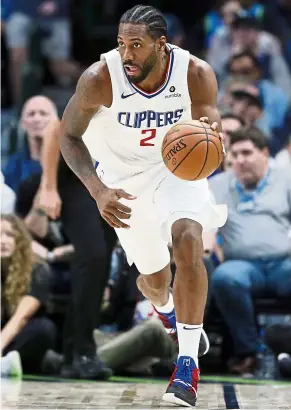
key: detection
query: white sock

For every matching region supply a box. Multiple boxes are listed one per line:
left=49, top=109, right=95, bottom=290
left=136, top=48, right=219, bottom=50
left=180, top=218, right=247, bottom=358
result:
left=153, top=292, right=174, bottom=313
left=176, top=322, right=203, bottom=365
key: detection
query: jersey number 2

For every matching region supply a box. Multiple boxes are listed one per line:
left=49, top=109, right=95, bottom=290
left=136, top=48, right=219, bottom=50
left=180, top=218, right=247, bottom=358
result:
left=140, top=129, right=156, bottom=146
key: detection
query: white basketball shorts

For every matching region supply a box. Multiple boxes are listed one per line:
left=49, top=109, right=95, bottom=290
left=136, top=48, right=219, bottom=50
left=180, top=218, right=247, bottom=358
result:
left=101, top=163, right=227, bottom=275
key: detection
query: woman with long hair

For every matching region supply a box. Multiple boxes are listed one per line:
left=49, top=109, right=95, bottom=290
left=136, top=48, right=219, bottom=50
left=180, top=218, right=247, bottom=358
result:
left=1, top=214, right=58, bottom=376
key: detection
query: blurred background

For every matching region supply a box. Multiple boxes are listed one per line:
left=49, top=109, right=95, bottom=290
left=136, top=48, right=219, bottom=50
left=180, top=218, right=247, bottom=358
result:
left=1, top=0, right=291, bottom=383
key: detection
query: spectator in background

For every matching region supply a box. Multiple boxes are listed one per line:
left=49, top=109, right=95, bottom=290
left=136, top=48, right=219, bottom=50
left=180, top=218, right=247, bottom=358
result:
left=220, top=112, right=245, bottom=173
left=207, top=14, right=291, bottom=96
left=222, top=83, right=272, bottom=139
left=208, top=126, right=291, bottom=375
left=227, top=51, right=290, bottom=129
left=188, top=0, right=270, bottom=56
left=1, top=172, right=16, bottom=214
left=15, top=171, right=74, bottom=297
left=275, top=136, right=291, bottom=169
left=209, top=112, right=244, bottom=177
left=6, top=0, right=83, bottom=105
left=226, top=82, right=290, bottom=155
left=2, top=96, right=58, bottom=192
left=164, top=14, right=186, bottom=48
left=1, top=214, right=59, bottom=375
left=221, top=111, right=245, bottom=149
left=38, top=118, right=115, bottom=380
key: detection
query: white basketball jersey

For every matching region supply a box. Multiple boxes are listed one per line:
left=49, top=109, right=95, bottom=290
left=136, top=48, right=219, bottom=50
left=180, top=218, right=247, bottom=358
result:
left=82, top=44, right=192, bottom=185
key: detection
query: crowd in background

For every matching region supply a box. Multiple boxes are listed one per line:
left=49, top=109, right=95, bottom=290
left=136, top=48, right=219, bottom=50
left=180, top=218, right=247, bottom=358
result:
left=1, top=0, right=291, bottom=381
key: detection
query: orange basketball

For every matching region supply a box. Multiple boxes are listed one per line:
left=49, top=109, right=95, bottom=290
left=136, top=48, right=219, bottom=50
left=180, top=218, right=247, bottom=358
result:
left=162, top=120, right=224, bottom=181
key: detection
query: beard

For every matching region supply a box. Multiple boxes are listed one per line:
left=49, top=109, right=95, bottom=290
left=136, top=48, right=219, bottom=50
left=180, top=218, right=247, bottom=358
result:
left=124, top=50, right=158, bottom=84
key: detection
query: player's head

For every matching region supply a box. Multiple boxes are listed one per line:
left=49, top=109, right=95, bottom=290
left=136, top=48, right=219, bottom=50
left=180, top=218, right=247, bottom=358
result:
left=229, top=126, right=269, bottom=187
left=118, top=5, right=167, bottom=84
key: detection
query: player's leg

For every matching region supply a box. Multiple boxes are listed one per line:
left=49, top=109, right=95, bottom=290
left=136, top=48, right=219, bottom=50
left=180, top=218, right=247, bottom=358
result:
left=153, top=173, right=226, bottom=407
left=162, top=219, right=205, bottom=407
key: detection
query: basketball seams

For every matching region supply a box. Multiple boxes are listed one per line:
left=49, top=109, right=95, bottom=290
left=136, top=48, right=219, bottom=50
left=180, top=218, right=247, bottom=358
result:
left=193, top=140, right=220, bottom=180
left=162, top=120, right=222, bottom=180
left=171, top=139, right=206, bottom=174
left=172, top=123, right=221, bottom=138
left=162, top=131, right=219, bottom=154
left=171, top=140, right=220, bottom=179
left=194, top=122, right=210, bottom=180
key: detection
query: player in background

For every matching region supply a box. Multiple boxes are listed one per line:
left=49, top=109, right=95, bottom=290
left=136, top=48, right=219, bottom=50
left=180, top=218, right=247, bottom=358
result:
left=60, top=5, right=227, bottom=407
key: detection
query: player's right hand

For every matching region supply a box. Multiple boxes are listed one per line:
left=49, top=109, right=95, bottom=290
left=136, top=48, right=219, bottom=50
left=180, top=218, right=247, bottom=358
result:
left=38, top=188, right=62, bottom=220
left=95, top=187, right=136, bottom=229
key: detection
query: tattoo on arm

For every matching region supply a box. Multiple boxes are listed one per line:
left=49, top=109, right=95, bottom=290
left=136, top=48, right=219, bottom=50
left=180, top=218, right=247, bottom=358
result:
left=60, top=68, right=105, bottom=194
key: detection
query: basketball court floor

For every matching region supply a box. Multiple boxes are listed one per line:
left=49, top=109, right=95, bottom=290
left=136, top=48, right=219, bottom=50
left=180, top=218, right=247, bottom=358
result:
left=2, top=375, right=291, bottom=409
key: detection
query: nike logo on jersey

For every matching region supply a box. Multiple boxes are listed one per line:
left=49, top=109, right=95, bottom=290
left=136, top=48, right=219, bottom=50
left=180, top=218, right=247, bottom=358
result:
left=121, top=92, right=137, bottom=99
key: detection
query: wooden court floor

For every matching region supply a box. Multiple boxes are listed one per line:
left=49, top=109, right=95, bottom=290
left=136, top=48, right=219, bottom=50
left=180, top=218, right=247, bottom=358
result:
left=1, top=376, right=291, bottom=409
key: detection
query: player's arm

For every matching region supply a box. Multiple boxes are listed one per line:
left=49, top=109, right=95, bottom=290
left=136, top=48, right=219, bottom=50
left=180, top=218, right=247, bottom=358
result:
left=60, top=62, right=107, bottom=196
left=38, top=118, right=62, bottom=219
left=188, top=56, right=223, bottom=137
left=60, top=62, right=135, bottom=229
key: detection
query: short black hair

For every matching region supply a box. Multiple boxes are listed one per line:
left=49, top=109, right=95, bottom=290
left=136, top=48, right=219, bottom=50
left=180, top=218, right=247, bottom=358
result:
left=229, top=50, right=262, bottom=71
left=221, top=111, right=246, bottom=126
left=119, top=5, right=167, bottom=40
left=229, top=126, right=268, bottom=150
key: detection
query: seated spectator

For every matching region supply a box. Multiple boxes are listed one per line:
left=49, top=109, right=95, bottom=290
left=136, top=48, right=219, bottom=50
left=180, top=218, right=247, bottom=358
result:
left=276, top=0, right=291, bottom=70
left=221, top=111, right=245, bottom=149
left=228, top=84, right=271, bottom=136
left=6, top=0, right=83, bottom=105
left=2, top=96, right=58, bottom=192
left=275, top=136, right=291, bottom=169
left=189, top=0, right=270, bottom=56
left=223, top=81, right=291, bottom=154
left=1, top=172, right=16, bottom=214
left=208, top=126, right=291, bottom=375
left=94, top=317, right=177, bottom=376
left=15, top=171, right=74, bottom=295
left=207, top=13, right=291, bottom=96
left=227, top=51, right=290, bottom=129
left=1, top=214, right=60, bottom=375
left=209, top=112, right=244, bottom=177
left=164, top=14, right=186, bottom=48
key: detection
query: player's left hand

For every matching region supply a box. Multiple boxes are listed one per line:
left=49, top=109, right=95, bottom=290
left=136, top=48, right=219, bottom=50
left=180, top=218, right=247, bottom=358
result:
left=199, top=116, right=226, bottom=156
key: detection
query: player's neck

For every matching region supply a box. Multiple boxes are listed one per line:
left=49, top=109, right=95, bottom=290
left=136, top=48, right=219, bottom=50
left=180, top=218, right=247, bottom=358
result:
left=137, top=50, right=169, bottom=93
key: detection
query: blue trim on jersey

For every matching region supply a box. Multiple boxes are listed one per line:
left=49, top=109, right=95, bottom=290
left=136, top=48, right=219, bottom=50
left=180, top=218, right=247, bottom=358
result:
left=128, top=47, right=175, bottom=99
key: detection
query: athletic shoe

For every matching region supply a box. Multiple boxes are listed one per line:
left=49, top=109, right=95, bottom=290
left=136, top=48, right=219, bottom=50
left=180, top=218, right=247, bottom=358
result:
left=1, top=351, right=22, bottom=378
left=153, top=306, right=210, bottom=357
left=153, top=307, right=177, bottom=341
left=163, top=355, right=199, bottom=407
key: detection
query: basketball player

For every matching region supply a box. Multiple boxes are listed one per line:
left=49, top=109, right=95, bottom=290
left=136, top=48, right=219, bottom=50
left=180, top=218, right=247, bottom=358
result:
left=60, top=5, right=227, bottom=407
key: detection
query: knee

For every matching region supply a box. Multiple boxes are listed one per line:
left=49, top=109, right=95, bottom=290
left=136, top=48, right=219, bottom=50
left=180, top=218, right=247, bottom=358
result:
left=172, top=220, right=203, bottom=266
left=136, top=273, right=166, bottom=292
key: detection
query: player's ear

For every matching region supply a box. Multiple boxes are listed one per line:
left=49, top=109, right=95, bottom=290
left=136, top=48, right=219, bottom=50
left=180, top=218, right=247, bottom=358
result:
left=157, top=36, right=167, bottom=51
